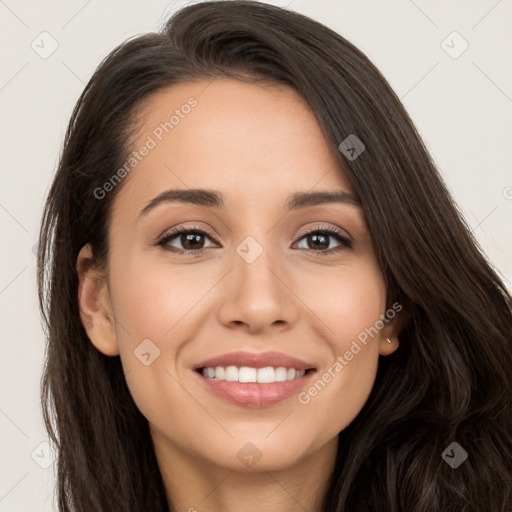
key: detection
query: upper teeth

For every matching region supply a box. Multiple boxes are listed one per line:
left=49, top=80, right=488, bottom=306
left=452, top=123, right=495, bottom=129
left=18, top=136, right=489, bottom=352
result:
left=201, top=366, right=306, bottom=383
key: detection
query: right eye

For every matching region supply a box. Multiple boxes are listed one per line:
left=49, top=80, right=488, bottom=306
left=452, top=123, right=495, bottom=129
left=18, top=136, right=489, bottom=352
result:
left=157, top=226, right=219, bottom=255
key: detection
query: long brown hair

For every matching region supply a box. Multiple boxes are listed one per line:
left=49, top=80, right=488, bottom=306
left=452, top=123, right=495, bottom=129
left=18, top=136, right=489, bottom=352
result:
left=36, top=1, right=512, bottom=510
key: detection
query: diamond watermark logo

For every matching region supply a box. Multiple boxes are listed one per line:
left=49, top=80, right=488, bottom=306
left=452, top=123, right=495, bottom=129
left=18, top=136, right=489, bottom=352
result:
left=30, top=441, right=55, bottom=469
left=31, top=31, right=59, bottom=59
left=441, top=441, right=468, bottom=468
left=441, top=31, right=469, bottom=59
left=236, top=236, right=263, bottom=264
left=237, top=442, right=262, bottom=468
left=134, top=338, right=161, bottom=366
left=338, top=134, right=365, bottom=161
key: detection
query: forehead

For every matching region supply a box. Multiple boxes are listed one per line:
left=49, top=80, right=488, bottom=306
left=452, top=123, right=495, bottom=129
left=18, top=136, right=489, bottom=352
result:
left=111, top=78, right=353, bottom=220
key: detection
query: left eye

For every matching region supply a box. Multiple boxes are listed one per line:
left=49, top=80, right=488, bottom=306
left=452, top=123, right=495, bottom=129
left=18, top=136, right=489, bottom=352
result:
left=294, top=229, right=351, bottom=253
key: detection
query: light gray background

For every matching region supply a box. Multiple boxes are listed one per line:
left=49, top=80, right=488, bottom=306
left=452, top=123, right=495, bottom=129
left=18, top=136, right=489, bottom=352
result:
left=0, top=0, right=511, bottom=510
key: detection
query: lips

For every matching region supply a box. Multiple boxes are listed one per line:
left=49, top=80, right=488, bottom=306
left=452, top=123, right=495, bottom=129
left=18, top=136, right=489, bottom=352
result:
left=193, top=350, right=317, bottom=372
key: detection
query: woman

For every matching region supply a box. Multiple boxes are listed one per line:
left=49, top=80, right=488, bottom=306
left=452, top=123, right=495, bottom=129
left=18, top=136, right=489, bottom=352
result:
left=36, top=1, right=512, bottom=511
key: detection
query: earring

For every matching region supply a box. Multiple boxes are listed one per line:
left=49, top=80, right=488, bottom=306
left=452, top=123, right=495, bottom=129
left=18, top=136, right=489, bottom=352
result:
left=386, top=337, right=392, bottom=344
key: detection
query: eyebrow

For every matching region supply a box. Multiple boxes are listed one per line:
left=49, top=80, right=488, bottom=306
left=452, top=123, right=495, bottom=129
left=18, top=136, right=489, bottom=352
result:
left=138, top=188, right=361, bottom=218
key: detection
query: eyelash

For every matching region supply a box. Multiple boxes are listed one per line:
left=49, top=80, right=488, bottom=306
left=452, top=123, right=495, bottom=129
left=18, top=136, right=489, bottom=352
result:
left=156, top=224, right=353, bottom=257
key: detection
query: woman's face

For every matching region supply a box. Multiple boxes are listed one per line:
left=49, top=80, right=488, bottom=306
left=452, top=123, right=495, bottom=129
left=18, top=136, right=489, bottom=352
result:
left=78, top=78, right=399, bottom=473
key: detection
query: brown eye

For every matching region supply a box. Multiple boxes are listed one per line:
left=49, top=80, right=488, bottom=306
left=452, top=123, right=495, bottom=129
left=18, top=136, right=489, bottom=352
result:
left=294, top=227, right=353, bottom=255
left=158, top=227, right=218, bottom=254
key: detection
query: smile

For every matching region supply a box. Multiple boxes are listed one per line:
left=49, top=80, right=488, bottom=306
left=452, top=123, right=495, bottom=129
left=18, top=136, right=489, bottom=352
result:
left=198, top=365, right=312, bottom=382
left=194, top=366, right=317, bottom=408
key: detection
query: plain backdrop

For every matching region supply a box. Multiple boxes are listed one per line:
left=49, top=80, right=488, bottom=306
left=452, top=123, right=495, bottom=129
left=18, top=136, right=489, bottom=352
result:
left=0, top=0, right=511, bottom=510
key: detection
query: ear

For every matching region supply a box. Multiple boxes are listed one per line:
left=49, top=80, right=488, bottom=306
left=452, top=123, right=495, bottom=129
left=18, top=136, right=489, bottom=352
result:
left=76, top=243, right=119, bottom=356
left=378, top=305, right=407, bottom=356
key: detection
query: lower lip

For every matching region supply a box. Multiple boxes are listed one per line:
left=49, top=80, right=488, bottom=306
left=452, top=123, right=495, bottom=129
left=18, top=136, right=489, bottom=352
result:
left=194, top=370, right=316, bottom=408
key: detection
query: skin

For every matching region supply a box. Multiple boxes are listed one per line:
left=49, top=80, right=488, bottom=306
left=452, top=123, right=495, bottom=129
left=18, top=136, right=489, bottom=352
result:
left=77, top=78, right=401, bottom=512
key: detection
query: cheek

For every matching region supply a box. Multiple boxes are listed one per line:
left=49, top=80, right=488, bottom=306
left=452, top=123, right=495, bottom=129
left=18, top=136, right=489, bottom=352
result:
left=313, top=263, right=386, bottom=346
left=296, top=263, right=385, bottom=429
left=106, top=255, right=215, bottom=418
left=109, top=253, right=209, bottom=347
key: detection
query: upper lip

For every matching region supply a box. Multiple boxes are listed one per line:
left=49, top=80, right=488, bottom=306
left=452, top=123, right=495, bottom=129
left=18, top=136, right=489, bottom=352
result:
left=194, top=350, right=317, bottom=371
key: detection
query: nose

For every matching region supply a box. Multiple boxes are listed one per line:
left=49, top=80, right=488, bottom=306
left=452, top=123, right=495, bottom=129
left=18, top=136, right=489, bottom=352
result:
left=216, top=241, right=299, bottom=334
